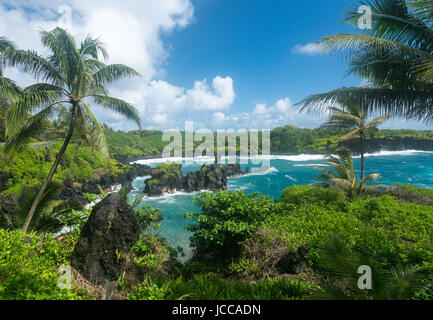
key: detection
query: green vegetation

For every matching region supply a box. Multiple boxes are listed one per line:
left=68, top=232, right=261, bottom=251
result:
left=151, top=162, right=183, bottom=179
left=126, top=274, right=306, bottom=300
left=105, top=129, right=166, bottom=159
left=1, top=181, right=432, bottom=300
left=0, top=229, right=87, bottom=300
left=311, top=234, right=433, bottom=300
left=179, top=184, right=433, bottom=300
left=313, top=148, right=380, bottom=198
left=2, top=27, right=140, bottom=232
left=1, top=182, right=80, bottom=234
left=1, top=0, right=433, bottom=302
left=299, top=0, right=433, bottom=126
left=316, top=97, right=389, bottom=179
left=0, top=143, right=125, bottom=196
left=185, top=191, right=276, bottom=264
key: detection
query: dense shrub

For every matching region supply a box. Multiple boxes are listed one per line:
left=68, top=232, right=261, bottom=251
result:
left=0, top=143, right=124, bottom=195
left=311, top=234, right=433, bottom=300
left=126, top=273, right=307, bottom=300
left=389, top=184, right=433, bottom=206
left=268, top=192, right=433, bottom=267
left=185, top=191, right=279, bottom=264
left=0, top=229, right=86, bottom=300
left=187, top=186, right=433, bottom=273
left=229, top=228, right=291, bottom=279
left=280, top=185, right=349, bottom=209
left=131, top=235, right=171, bottom=273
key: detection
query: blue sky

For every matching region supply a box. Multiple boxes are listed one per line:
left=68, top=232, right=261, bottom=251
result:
left=163, top=0, right=358, bottom=107
left=0, top=0, right=430, bottom=130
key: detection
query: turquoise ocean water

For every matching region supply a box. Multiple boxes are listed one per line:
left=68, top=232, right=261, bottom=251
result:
left=129, top=151, right=433, bottom=257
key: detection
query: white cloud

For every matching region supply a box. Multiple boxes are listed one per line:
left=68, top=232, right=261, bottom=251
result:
left=209, top=98, right=324, bottom=130
left=0, top=1, right=241, bottom=130
left=292, top=42, right=325, bottom=56
left=185, top=76, right=235, bottom=111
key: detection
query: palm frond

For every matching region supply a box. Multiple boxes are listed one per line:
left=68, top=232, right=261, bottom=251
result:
left=298, top=87, right=433, bottom=122
left=0, top=36, right=16, bottom=52
left=321, top=33, right=433, bottom=61
left=345, top=0, right=433, bottom=49
left=93, top=64, right=140, bottom=86
left=78, top=101, right=109, bottom=160
left=80, top=35, right=109, bottom=60
left=6, top=90, right=64, bottom=136
left=5, top=49, right=65, bottom=85
left=340, top=128, right=362, bottom=139
left=387, top=265, right=433, bottom=300
left=90, top=94, right=141, bottom=127
left=5, top=104, right=57, bottom=151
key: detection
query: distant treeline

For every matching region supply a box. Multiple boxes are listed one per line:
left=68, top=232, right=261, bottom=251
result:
left=104, top=126, right=433, bottom=160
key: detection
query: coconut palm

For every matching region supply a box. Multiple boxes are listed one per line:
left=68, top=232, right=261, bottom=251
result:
left=0, top=36, right=22, bottom=141
left=1, top=182, right=81, bottom=234
left=320, top=97, right=390, bottom=179
left=311, top=234, right=433, bottom=300
left=298, top=0, right=433, bottom=124
left=4, top=28, right=141, bottom=232
left=313, top=148, right=380, bottom=197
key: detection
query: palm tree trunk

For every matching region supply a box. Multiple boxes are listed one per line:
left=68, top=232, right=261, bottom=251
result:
left=360, top=132, right=365, bottom=180
left=22, top=102, right=78, bottom=233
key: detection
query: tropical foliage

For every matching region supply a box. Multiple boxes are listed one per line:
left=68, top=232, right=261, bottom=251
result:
left=0, top=182, right=80, bottom=234
left=311, top=234, right=433, bottom=300
left=313, top=148, right=380, bottom=197
left=298, top=0, right=433, bottom=124
left=2, top=27, right=140, bottom=232
left=184, top=191, right=277, bottom=265
left=318, top=97, right=389, bottom=178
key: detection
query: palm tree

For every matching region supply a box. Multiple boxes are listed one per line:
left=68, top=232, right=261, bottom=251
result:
left=311, top=234, right=433, bottom=300
left=0, top=36, right=22, bottom=141
left=319, top=97, right=390, bottom=179
left=0, top=182, right=81, bottom=234
left=298, top=0, right=433, bottom=124
left=313, top=148, right=380, bottom=198
left=4, top=28, right=141, bottom=232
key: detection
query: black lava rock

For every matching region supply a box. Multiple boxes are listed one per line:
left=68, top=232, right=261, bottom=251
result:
left=71, top=193, right=140, bottom=299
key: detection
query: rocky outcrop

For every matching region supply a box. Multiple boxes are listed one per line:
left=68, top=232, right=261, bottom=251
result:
left=144, top=163, right=249, bottom=197
left=144, top=163, right=184, bottom=196
left=71, top=193, right=140, bottom=299
left=113, top=153, right=162, bottom=165
left=0, top=194, right=18, bottom=226
left=58, top=177, right=86, bottom=205
left=80, top=163, right=152, bottom=194
left=58, top=163, right=152, bottom=204
left=0, top=172, right=11, bottom=194
left=277, top=246, right=309, bottom=275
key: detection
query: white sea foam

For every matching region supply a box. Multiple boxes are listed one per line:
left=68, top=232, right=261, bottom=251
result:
left=132, top=150, right=433, bottom=167
left=139, top=189, right=213, bottom=202
left=133, top=175, right=151, bottom=182
left=132, top=156, right=215, bottom=166
left=363, top=150, right=433, bottom=158
left=221, top=154, right=326, bottom=162
left=285, top=175, right=297, bottom=182
left=239, top=166, right=279, bottom=177
left=271, top=154, right=326, bottom=162
left=293, top=163, right=329, bottom=167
